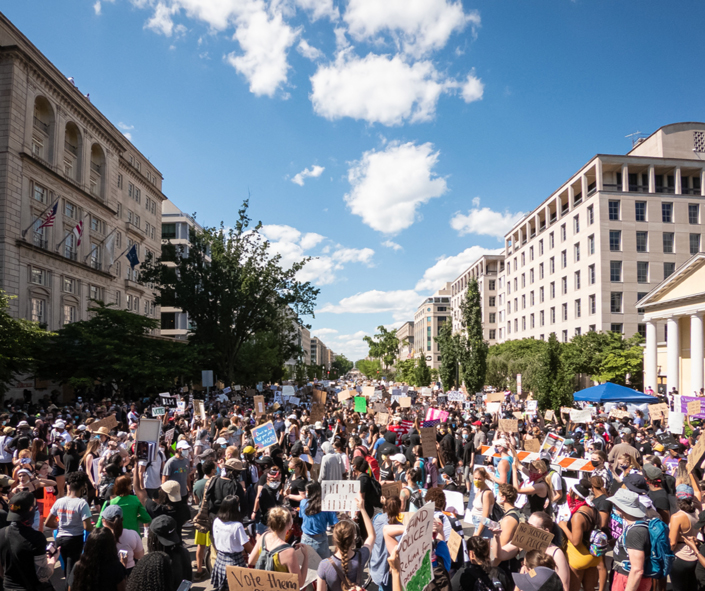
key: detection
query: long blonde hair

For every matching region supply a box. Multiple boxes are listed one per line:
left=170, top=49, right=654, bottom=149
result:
left=530, top=459, right=554, bottom=501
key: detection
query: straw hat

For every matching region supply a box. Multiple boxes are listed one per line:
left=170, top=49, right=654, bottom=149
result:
left=93, top=426, right=112, bottom=437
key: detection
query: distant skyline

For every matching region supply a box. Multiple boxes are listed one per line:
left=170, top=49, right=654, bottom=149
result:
left=6, top=0, right=705, bottom=359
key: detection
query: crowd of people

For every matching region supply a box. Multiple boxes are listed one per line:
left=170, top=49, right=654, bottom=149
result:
left=0, top=383, right=700, bottom=591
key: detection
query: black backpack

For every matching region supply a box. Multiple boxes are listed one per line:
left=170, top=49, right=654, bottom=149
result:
left=367, top=476, right=383, bottom=509
left=406, top=486, right=425, bottom=511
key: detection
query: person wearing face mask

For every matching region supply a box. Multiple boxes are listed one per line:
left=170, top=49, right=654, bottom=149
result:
left=468, top=467, right=495, bottom=539
left=590, top=451, right=613, bottom=490
left=251, top=468, right=283, bottom=534
left=162, top=440, right=191, bottom=505
left=512, top=457, right=554, bottom=515
left=486, top=438, right=513, bottom=496
left=634, top=430, right=653, bottom=456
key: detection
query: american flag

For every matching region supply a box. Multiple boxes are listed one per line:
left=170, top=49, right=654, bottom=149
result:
left=399, top=420, right=414, bottom=434
left=422, top=419, right=440, bottom=428
left=72, top=221, right=84, bottom=246
left=37, top=202, right=58, bottom=230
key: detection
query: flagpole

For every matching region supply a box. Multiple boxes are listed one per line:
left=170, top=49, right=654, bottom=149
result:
left=21, top=195, right=59, bottom=238
left=55, top=230, right=71, bottom=251
left=109, top=244, right=132, bottom=271
left=84, top=226, right=118, bottom=262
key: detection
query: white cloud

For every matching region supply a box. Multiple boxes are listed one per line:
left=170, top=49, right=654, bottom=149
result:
left=299, top=232, right=325, bottom=250
left=315, top=329, right=371, bottom=360
left=291, top=164, right=325, bottom=186
left=310, top=51, right=448, bottom=125
left=311, top=327, right=339, bottom=337
left=94, top=1, right=102, bottom=15
left=297, top=39, right=323, bottom=60
left=461, top=73, right=484, bottom=103
left=332, top=247, right=374, bottom=265
left=225, top=7, right=299, bottom=97
left=450, top=199, right=525, bottom=239
left=345, top=141, right=447, bottom=234
left=145, top=2, right=179, bottom=36
left=294, top=0, right=339, bottom=22
left=415, top=245, right=503, bottom=292
left=343, top=0, right=479, bottom=57
left=320, top=289, right=421, bottom=322
left=382, top=239, right=403, bottom=251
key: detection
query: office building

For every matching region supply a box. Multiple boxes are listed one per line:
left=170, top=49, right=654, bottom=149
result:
left=395, top=321, right=415, bottom=361
left=413, top=283, right=451, bottom=369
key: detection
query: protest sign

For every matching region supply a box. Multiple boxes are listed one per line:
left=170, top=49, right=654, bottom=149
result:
left=447, top=391, right=465, bottom=402
left=517, top=374, right=522, bottom=395
left=151, top=407, right=165, bottom=417
left=362, top=386, right=375, bottom=398
left=310, top=463, right=320, bottom=482
left=338, top=390, right=352, bottom=402
left=310, top=403, right=325, bottom=422
left=282, top=385, right=295, bottom=397
left=524, top=439, right=541, bottom=453
left=689, top=400, right=702, bottom=417
left=377, top=413, right=389, bottom=426
left=486, top=392, right=505, bottom=403
left=570, top=409, right=592, bottom=423
left=443, top=490, right=464, bottom=515
left=540, top=433, right=565, bottom=463
left=159, top=393, right=178, bottom=408
left=136, top=418, right=161, bottom=443
left=374, top=402, right=387, bottom=414
left=678, top=396, right=705, bottom=419
left=164, top=428, right=176, bottom=446
left=321, top=481, right=360, bottom=512
left=447, top=529, right=463, bottom=562
left=526, top=400, right=538, bottom=413
left=609, top=409, right=631, bottom=420
left=226, top=565, right=298, bottom=591
left=399, top=397, right=412, bottom=408
left=354, top=397, right=368, bottom=413
left=425, top=408, right=449, bottom=422
left=288, top=396, right=300, bottom=406
left=87, top=414, right=118, bottom=433
left=398, top=502, right=435, bottom=591
left=420, top=427, right=437, bottom=458
left=194, top=399, right=206, bottom=421
left=560, top=407, right=573, bottom=416
left=486, top=402, right=501, bottom=414
left=650, top=403, right=669, bottom=421
left=688, top=430, right=705, bottom=472
left=512, top=411, right=524, bottom=420
left=511, top=522, right=554, bottom=552
left=312, top=390, right=327, bottom=405
left=499, top=419, right=519, bottom=433
left=421, top=387, right=432, bottom=397
left=670, top=412, right=685, bottom=435
left=254, top=395, right=265, bottom=416
left=176, top=400, right=186, bottom=413
left=382, top=481, right=402, bottom=499
left=545, top=410, right=555, bottom=421
left=252, top=421, right=277, bottom=450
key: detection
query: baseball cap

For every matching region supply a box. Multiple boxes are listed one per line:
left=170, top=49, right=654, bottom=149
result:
left=54, top=421, right=66, bottom=429
left=215, top=437, right=228, bottom=445
left=176, top=440, right=191, bottom=450
left=7, top=492, right=35, bottom=522
left=150, top=515, right=180, bottom=546
left=390, top=453, right=407, bottom=463
left=160, top=480, right=181, bottom=503
left=242, top=446, right=255, bottom=455
left=513, top=568, right=563, bottom=591
left=102, top=505, right=123, bottom=521
left=623, top=473, right=649, bottom=495
left=643, top=464, right=663, bottom=481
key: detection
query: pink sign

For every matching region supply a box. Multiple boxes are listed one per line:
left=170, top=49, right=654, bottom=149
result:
left=425, top=408, right=449, bottom=422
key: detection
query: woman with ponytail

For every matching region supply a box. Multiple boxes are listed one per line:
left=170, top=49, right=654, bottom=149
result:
left=317, top=496, right=375, bottom=591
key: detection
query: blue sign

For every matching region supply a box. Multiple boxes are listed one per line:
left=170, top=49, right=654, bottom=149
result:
left=252, top=421, right=277, bottom=449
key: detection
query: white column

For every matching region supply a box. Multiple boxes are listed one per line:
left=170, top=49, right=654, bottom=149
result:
left=667, top=317, right=680, bottom=393
left=645, top=320, right=658, bottom=391
left=595, top=159, right=603, bottom=191
left=675, top=167, right=682, bottom=195
left=649, top=165, right=656, bottom=194
left=691, top=313, right=704, bottom=394
left=622, top=164, right=629, bottom=192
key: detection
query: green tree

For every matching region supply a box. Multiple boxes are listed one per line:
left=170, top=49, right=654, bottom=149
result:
left=232, top=325, right=301, bottom=386
left=0, top=290, right=50, bottom=397
left=355, top=358, right=383, bottom=378
left=331, top=354, right=354, bottom=378
left=533, top=333, right=573, bottom=412
left=413, top=357, right=432, bottom=387
left=486, top=338, right=547, bottom=392
left=457, top=279, right=488, bottom=392
left=436, top=320, right=460, bottom=389
left=35, top=302, right=199, bottom=397
left=141, top=201, right=319, bottom=385
left=363, top=326, right=400, bottom=370
left=395, top=359, right=417, bottom=384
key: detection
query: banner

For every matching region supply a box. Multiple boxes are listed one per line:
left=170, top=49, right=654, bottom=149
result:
left=398, top=502, right=435, bottom=591
left=678, top=396, right=705, bottom=419
left=425, top=408, right=448, bottom=423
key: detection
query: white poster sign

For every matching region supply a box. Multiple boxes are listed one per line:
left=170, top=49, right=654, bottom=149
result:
left=398, top=502, right=435, bottom=591
left=570, top=409, right=593, bottom=423
left=321, top=480, right=360, bottom=512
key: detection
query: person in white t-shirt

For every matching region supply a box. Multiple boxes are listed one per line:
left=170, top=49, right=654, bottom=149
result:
left=138, top=446, right=166, bottom=499
left=100, top=504, right=144, bottom=573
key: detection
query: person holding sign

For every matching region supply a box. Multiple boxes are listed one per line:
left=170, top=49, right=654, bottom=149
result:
left=450, top=535, right=513, bottom=591
left=299, top=482, right=338, bottom=559
left=316, top=496, right=375, bottom=591
left=510, top=455, right=554, bottom=516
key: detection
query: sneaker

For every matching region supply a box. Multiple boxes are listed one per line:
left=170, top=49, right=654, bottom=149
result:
left=193, top=570, right=209, bottom=582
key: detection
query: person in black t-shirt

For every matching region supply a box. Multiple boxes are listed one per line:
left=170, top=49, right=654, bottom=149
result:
left=352, top=456, right=376, bottom=542
left=68, top=528, right=127, bottom=591
left=609, top=488, right=650, bottom=591
left=643, top=463, right=671, bottom=523
left=284, top=458, right=308, bottom=510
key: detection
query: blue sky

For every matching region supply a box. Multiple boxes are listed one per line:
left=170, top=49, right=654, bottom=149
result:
left=6, top=0, right=705, bottom=360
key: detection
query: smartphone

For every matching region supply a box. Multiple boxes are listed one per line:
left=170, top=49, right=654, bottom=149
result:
left=175, top=581, right=193, bottom=591
left=483, top=517, right=500, bottom=530
left=46, top=543, right=56, bottom=556
left=118, top=550, right=128, bottom=560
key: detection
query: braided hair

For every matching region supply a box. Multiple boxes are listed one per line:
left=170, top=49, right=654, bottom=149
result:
left=126, top=551, right=173, bottom=591
left=332, top=520, right=357, bottom=591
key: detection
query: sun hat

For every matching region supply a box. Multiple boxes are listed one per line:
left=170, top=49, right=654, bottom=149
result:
left=608, top=488, right=646, bottom=518
left=225, top=458, right=243, bottom=471
left=160, top=480, right=181, bottom=503
left=102, top=505, right=123, bottom=521
left=17, top=421, right=29, bottom=428
left=3, top=427, right=13, bottom=435
left=93, top=427, right=112, bottom=437
left=150, top=515, right=180, bottom=546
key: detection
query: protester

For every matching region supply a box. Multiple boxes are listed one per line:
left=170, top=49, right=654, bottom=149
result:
left=67, top=528, right=127, bottom=591
left=99, top=505, right=144, bottom=576
left=210, top=495, right=254, bottom=589
left=299, top=481, right=337, bottom=558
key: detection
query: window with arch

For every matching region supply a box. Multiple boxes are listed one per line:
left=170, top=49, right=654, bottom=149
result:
left=32, top=96, right=55, bottom=164
left=90, top=143, right=106, bottom=200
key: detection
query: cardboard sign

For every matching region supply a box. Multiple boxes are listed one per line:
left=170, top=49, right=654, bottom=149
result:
left=447, top=529, right=463, bottom=562
left=310, top=403, right=325, bottom=422
left=254, top=395, right=265, bottom=416
left=381, top=481, right=403, bottom=499
left=650, top=403, right=669, bottom=421
left=570, top=409, right=593, bottom=423
left=688, top=400, right=702, bottom=416
left=252, top=421, right=277, bottom=449
left=226, top=565, right=298, bottom=591
left=151, top=407, right=165, bottom=417
left=338, top=390, right=352, bottom=402
left=486, top=392, right=505, bottom=403
left=512, top=412, right=524, bottom=420
left=398, top=502, right=435, bottom=591
left=164, top=428, right=175, bottom=446
left=362, top=386, right=375, bottom=398
left=354, top=397, right=368, bottom=413
left=609, top=409, right=631, bottom=420
left=545, top=410, right=555, bottom=422
left=399, top=397, right=412, bottom=408
left=511, top=522, right=554, bottom=552
left=524, top=438, right=541, bottom=453
left=312, top=390, right=327, bottom=405
left=194, top=399, right=206, bottom=421
left=499, top=419, right=519, bottom=433
left=374, top=402, right=387, bottom=414
left=687, top=430, right=705, bottom=472
left=420, top=427, right=437, bottom=458
left=87, top=414, right=118, bottom=433
left=321, top=480, right=360, bottom=512
left=377, top=413, right=389, bottom=426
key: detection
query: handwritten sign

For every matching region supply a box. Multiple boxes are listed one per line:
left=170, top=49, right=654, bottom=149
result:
left=511, top=522, right=554, bottom=552
left=151, top=407, right=165, bottom=417
left=312, top=390, right=327, bottom=405
left=398, top=502, right=435, bottom=591
left=159, top=394, right=178, bottom=408
left=447, top=529, right=462, bottom=561
left=447, top=391, right=465, bottom=402
left=399, top=397, right=412, bottom=408
left=650, top=403, right=669, bottom=421
left=227, top=565, right=298, bottom=591
left=362, top=386, right=375, bottom=398
left=499, top=419, right=519, bottom=433
left=486, top=402, right=501, bottom=414
left=420, top=427, right=437, bottom=458
left=381, top=481, right=403, bottom=499
left=310, top=403, right=325, bottom=422
left=688, top=430, right=705, bottom=472
left=321, top=480, right=360, bottom=512
left=354, top=397, right=368, bottom=413
left=688, top=400, right=702, bottom=417
left=570, top=409, right=592, bottom=423
left=87, top=414, right=118, bottom=433
left=254, top=395, right=265, bottom=416
left=252, top=421, right=277, bottom=450
left=545, top=410, right=555, bottom=421
left=524, top=438, right=541, bottom=453
left=338, top=390, right=352, bottom=402
left=609, top=409, right=631, bottom=420
left=377, top=413, right=389, bottom=426
left=486, top=392, right=505, bottom=403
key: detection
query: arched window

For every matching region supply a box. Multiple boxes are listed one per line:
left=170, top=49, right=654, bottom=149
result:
left=64, top=122, right=83, bottom=182
left=90, top=143, right=106, bottom=200
left=32, top=96, right=55, bottom=164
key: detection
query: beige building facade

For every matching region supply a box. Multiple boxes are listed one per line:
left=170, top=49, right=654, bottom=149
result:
left=414, top=283, right=451, bottom=369
left=450, top=252, right=504, bottom=344
left=395, top=321, right=415, bottom=361
left=499, top=122, right=705, bottom=344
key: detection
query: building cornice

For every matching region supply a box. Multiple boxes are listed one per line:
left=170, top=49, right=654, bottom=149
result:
left=118, top=159, right=169, bottom=202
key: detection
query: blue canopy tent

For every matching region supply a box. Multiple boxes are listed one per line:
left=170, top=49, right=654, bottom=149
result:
left=572, top=382, right=658, bottom=404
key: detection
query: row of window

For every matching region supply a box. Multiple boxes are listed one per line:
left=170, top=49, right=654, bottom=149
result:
left=499, top=324, right=630, bottom=343
left=608, top=200, right=700, bottom=223
left=609, top=229, right=701, bottom=255
left=117, top=174, right=159, bottom=214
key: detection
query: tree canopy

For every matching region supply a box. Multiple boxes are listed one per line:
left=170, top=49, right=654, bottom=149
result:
left=363, top=325, right=400, bottom=370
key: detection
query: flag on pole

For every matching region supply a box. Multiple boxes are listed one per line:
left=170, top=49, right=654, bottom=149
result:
left=37, top=202, right=58, bottom=230
left=72, top=221, right=83, bottom=246
left=126, top=244, right=140, bottom=269
left=104, top=231, right=116, bottom=266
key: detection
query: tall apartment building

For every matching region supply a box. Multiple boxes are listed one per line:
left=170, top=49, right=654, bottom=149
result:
left=395, top=321, right=415, bottom=360
left=310, top=336, right=329, bottom=368
left=0, top=13, right=165, bottom=338
left=159, top=199, right=202, bottom=339
left=450, top=252, right=504, bottom=344
left=414, top=283, right=451, bottom=369
left=285, top=322, right=310, bottom=374
left=501, top=122, right=705, bottom=343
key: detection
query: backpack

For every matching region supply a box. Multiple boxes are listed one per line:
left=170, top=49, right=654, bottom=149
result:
left=548, top=470, right=567, bottom=505
left=364, top=474, right=383, bottom=509
left=619, top=518, right=674, bottom=579
left=406, top=486, right=425, bottom=511
left=589, top=529, right=609, bottom=557
left=366, top=455, right=380, bottom=480
left=254, top=535, right=292, bottom=571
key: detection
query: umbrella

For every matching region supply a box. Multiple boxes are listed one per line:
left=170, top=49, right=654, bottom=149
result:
left=572, top=382, right=658, bottom=404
